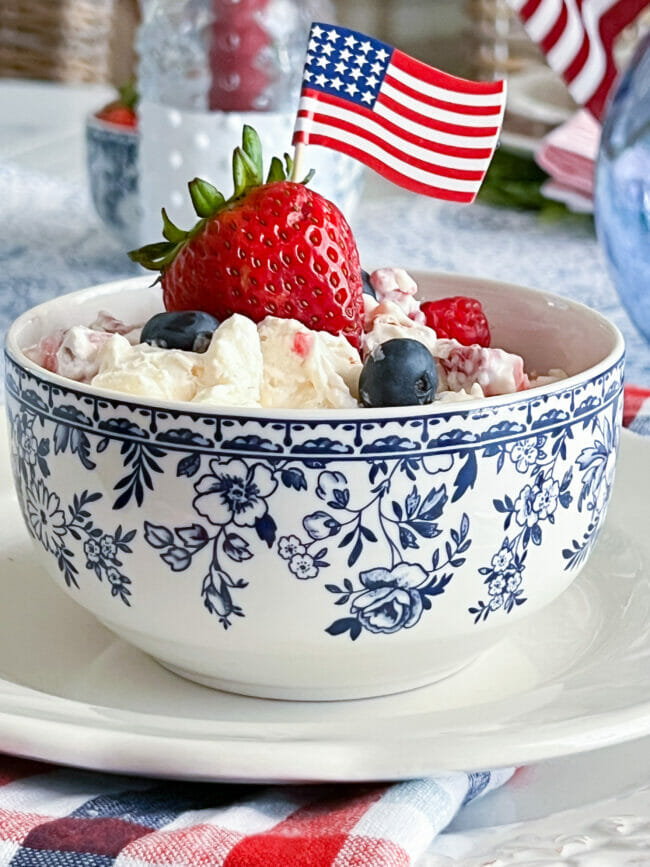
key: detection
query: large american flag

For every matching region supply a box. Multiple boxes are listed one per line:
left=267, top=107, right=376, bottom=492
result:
left=509, top=0, right=649, bottom=120
left=292, top=23, right=507, bottom=203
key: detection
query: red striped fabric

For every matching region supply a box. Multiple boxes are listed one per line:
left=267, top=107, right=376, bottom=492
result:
left=510, top=0, right=648, bottom=119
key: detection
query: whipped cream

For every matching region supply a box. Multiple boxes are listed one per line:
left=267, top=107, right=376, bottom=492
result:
left=259, top=317, right=362, bottom=409
left=93, top=314, right=263, bottom=405
left=90, top=314, right=362, bottom=409
left=369, top=267, right=425, bottom=323
left=364, top=299, right=437, bottom=356
left=435, top=340, right=529, bottom=396
left=24, top=311, right=142, bottom=382
left=24, top=269, right=566, bottom=409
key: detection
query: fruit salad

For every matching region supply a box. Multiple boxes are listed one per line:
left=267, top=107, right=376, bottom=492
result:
left=25, top=127, right=565, bottom=409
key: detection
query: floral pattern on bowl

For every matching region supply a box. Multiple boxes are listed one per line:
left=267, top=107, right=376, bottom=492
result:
left=5, top=345, right=624, bottom=697
left=3, top=271, right=625, bottom=699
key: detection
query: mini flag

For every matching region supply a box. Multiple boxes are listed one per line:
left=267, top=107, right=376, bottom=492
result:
left=292, top=23, right=507, bottom=203
left=508, top=0, right=649, bottom=120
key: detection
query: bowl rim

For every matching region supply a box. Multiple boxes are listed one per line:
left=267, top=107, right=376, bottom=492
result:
left=5, top=272, right=625, bottom=423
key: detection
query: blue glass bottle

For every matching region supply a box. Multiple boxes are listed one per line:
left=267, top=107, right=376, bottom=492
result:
left=594, top=31, right=650, bottom=344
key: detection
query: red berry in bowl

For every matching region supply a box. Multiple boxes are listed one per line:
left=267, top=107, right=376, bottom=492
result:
left=420, top=296, right=491, bottom=347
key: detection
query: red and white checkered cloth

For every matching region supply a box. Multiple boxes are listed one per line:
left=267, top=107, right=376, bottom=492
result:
left=0, top=387, right=647, bottom=867
left=0, top=756, right=512, bottom=866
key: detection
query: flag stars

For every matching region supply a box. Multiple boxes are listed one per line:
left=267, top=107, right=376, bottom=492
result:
left=302, top=28, right=391, bottom=105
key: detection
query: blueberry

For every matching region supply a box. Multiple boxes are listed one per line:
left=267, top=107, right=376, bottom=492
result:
left=361, top=269, right=376, bottom=299
left=359, top=338, right=438, bottom=407
left=141, top=310, right=220, bottom=353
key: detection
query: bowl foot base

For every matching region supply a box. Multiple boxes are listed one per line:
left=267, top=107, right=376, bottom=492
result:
left=156, top=656, right=479, bottom=702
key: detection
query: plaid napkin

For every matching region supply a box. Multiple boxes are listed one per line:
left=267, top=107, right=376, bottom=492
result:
left=0, top=757, right=513, bottom=866
left=0, top=390, right=647, bottom=867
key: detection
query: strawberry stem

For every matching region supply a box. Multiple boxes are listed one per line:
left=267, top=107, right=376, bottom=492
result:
left=266, top=156, right=285, bottom=183
left=161, top=209, right=186, bottom=243
left=188, top=179, right=225, bottom=218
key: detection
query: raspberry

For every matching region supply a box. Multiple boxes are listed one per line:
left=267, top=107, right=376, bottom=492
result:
left=420, top=296, right=490, bottom=347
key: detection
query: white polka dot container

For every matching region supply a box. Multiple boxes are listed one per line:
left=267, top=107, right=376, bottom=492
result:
left=137, top=103, right=365, bottom=246
left=4, top=272, right=624, bottom=700
left=86, top=106, right=365, bottom=248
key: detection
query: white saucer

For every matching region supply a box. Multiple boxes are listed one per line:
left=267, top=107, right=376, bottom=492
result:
left=506, top=68, right=577, bottom=128
left=1, top=426, right=649, bottom=783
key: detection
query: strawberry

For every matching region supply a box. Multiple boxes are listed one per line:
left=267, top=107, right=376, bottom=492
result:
left=420, top=296, right=491, bottom=347
left=129, top=127, right=364, bottom=348
left=95, top=81, right=138, bottom=129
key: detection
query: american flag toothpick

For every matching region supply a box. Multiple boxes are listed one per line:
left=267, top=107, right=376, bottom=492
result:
left=291, top=23, right=507, bottom=203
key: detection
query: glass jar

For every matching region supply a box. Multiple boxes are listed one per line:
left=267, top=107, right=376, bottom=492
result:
left=135, top=0, right=364, bottom=243
left=594, top=31, right=650, bottom=344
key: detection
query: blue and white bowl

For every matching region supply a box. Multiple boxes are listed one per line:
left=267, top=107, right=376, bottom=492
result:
left=4, top=273, right=624, bottom=700
left=86, top=115, right=140, bottom=246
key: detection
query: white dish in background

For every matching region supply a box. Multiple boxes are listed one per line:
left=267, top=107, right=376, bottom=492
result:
left=499, top=129, right=544, bottom=157
left=507, top=68, right=577, bottom=127
left=500, top=67, right=579, bottom=157
left=0, top=426, right=648, bottom=783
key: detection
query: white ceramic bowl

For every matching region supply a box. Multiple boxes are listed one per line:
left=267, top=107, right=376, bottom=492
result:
left=4, top=273, right=624, bottom=700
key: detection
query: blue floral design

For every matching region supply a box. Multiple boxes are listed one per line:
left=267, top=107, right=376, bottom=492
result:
left=350, top=563, right=428, bottom=634
left=193, top=459, right=278, bottom=528
left=563, top=409, right=620, bottom=569
left=5, top=352, right=624, bottom=637
left=9, top=407, right=135, bottom=605
left=469, top=427, right=575, bottom=623
left=276, top=455, right=471, bottom=638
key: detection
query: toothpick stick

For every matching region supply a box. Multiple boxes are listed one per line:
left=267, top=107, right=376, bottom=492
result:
left=290, top=142, right=306, bottom=182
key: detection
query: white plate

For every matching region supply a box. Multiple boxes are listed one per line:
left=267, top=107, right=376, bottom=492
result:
left=0, top=425, right=649, bottom=783
left=507, top=68, right=577, bottom=127
left=500, top=68, right=579, bottom=157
